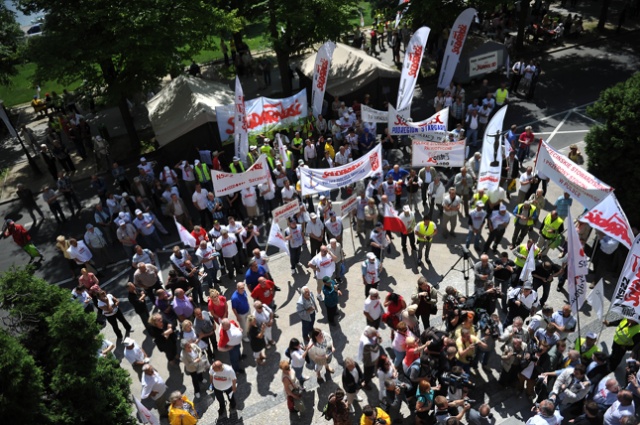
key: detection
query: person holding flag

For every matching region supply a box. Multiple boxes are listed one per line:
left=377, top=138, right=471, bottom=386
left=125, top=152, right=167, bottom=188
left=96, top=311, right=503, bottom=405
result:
left=538, top=210, right=565, bottom=256
left=513, top=239, right=540, bottom=281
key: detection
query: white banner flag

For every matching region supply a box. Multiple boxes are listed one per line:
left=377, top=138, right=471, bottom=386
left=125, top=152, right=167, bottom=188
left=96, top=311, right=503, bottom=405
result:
left=337, top=193, right=358, bottom=217
left=134, top=397, right=160, bottom=425
left=535, top=141, right=613, bottom=210
left=580, top=192, right=634, bottom=249
left=267, top=222, right=290, bottom=255
left=272, top=200, right=301, bottom=223
left=610, top=234, right=640, bottom=321
left=211, top=155, right=271, bottom=197
left=437, top=8, right=477, bottom=89
left=586, top=279, right=605, bottom=320
left=275, top=133, right=287, bottom=163
left=234, top=76, right=249, bottom=162
left=300, top=144, right=382, bottom=196
left=361, top=105, right=388, bottom=123
left=174, top=218, right=197, bottom=248
left=215, top=90, right=308, bottom=143
left=478, top=106, right=508, bottom=191
left=519, top=243, right=537, bottom=283
left=388, top=106, right=448, bottom=141
left=397, top=26, right=430, bottom=111
left=311, top=41, right=336, bottom=118
left=412, top=140, right=465, bottom=167
left=567, top=209, right=589, bottom=313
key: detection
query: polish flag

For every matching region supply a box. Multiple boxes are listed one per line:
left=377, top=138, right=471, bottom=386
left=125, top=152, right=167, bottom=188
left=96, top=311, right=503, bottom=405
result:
left=383, top=203, right=407, bottom=233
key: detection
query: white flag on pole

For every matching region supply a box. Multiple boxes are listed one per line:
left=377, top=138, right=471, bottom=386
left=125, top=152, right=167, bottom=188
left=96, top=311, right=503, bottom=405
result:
left=519, top=243, right=537, bottom=283
left=477, top=106, right=508, bottom=191
left=311, top=41, right=335, bottom=118
left=175, top=218, right=196, bottom=248
left=397, top=26, right=430, bottom=111
left=580, top=192, right=634, bottom=249
left=234, top=76, right=249, bottom=164
left=134, top=397, right=160, bottom=425
left=610, top=233, right=640, bottom=321
left=586, top=279, right=605, bottom=320
left=567, top=209, right=589, bottom=314
left=437, top=8, right=477, bottom=89
left=267, top=222, right=289, bottom=255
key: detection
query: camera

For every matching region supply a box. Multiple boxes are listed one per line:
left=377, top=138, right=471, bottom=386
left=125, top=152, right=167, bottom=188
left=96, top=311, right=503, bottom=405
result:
left=440, top=372, right=475, bottom=389
left=626, top=359, right=639, bottom=376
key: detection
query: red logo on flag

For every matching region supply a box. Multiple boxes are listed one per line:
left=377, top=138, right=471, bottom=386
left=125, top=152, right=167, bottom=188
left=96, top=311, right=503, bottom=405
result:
left=583, top=210, right=632, bottom=247
left=370, top=151, right=380, bottom=171
left=316, top=58, right=329, bottom=90
left=407, top=45, right=423, bottom=77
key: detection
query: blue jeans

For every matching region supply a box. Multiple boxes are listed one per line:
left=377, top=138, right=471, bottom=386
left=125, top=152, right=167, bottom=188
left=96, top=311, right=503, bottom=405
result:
left=293, top=365, right=305, bottom=383
left=466, top=229, right=482, bottom=249
left=393, top=348, right=406, bottom=370
left=228, top=344, right=242, bottom=372
left=301, top=313, right=315, bottom=344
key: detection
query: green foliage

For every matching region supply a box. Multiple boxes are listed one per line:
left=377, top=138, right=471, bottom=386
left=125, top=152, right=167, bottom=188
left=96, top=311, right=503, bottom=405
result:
left=0, top=329, right=47, bottom=423
left=0, top=4, right=24, bottom=86
left=585, top=72, right=640, bottom=225
left=405, top=0, right=503, bottom=33
left=0, top=266, right=135, bottom=425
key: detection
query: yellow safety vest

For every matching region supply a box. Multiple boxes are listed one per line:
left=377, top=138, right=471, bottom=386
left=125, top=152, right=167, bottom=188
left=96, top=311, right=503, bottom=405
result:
left=472, top=193, right=489, bottom=205
left=194, top=164, right=210, bottom=182
left=266, top=155, right=275, bottom=170
left=283, top=150, right=293, bottom=169
left=415, top=221, right=436, bottom=242
left=513, top=205, right=537, bottom=226
left=541, top=214, right=563, bottom=239
left=613, top=319, right=640, bottom=347
left=496, top=88, right=508, bottom=105
left=574, top=337, right=599, bottom=359
left=292, top=137, right=304, bottom=150
left=514, top=244, right=540, bottom=267
left=260, top=145, right=273, bottom=158
left=229, top=162, right=245, bottom=173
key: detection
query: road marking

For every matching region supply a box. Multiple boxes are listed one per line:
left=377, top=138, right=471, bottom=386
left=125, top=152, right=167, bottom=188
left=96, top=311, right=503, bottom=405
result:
left=99, top=267, right=131, bottom=289
left=545, top=111, right=573, bottom=144
left=53, top=259, right=129, bottom=286
left=534, top=129, right=590, bottom=135
left=572, top=111, right=602, bottom=125
left=518, top=101, right=596, bottom=128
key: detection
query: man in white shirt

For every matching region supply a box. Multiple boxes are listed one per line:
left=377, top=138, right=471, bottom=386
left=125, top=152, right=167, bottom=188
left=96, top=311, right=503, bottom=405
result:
left=192, top=183, right=211, bottom=229
left=525, top=399, right=563, bottom=425
left=241, top=186, right=258, bottom=219
left=603, top=391, right=635, bottom=425
left=334, top=145, right=350, bottom=166
left=281, top=179, right=296, bottom=204
left=196, top=240, right=220, bottom=286
left=308, top=245, right=338, bottom=300
left=141, top=364, right=168, bottom=416
left=363, top=290, right=384, bottom=329
left=504, top=281, right=539, bottom=327
left=466, top=201, right=487, bottom=250
left=441, top=188, right=461, bottom=238
left=306, top=212, right=325, bottom=256
left=483, top=204, right=510, bottom=254
left=217, top=319, right=244, bottom=373
left=209, top=360, right=237, bottom=416
left=324, top=212, right=343, bottom=243
left=67, top=238, right=95, bottom=270
left=258, top=181, right=277, bottom=218
left=427, top=176, right=446, bottom=220
left=518, top=166, right=535, bottom=204
left=215, top=228, right=241, bottom=280
left=304, top=139, right=317, bottom=168
left=123, top=337, right=149, bottom=379
left=133, top=209, right=163, bottom=251
left=84, top=224, right=111, bottom=268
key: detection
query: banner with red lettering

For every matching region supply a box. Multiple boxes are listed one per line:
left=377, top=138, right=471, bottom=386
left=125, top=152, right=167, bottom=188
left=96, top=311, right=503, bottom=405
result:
left=361, top=105, right=388, bottom=123
left=337, top=193, right=358, bottom=217
left=437, top=8, right=477, bottom=89
left=215, top=90, right=308, bottom=142
left=311, top=41, right=336, bottom=118
left=234, top=76, right=249, bottom=163
left=272, top=200, right=301, bottom=223
left=566, top=209, right=589, bottom=314
left=610, top=233, right=640, bottom=321
left=412, top=140, right=465, bottom=167
left=469, top=51, right=499, bottom=78
left=211, top=155, right=271, bottom=197
left=397, top=26, right=430, bottom=112
left=535, top=141, right=613, bottom=210
left=299, top=145, right=382, bottom=196
left=388, top=106, right=448, bottom=141
left=478, top=106, right=508, bottom=191
left=579, top=193, right=634, bottom=249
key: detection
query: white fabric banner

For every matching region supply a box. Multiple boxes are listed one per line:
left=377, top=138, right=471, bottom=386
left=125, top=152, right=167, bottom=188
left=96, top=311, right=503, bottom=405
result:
left=234, top=76, right=249, bottom=162
left=579, top=192, right=634, bottom=249
left=361, top=105, right=388, bottom=123
left=300, top=144, right=383, bottom=196
left=397, top=26, right=430, bottom=111
left=412, top=140, right=465, bottom=167
left=215, top=90, right=308, bottom=142
left=566, top=209, right=589, bottom=314
left=267, top=223, right=290, bottom=255
left=535, top=141, right=613, bottom=209
left=477, top=105, right=508, bottom=191
left=437, top=8, right=477, bottom=89
left=134, top=397, right=160, bottom=425
left=469, top=51, right=499, bottom=78
left=519, top=243, right=537, bottom=283
left=175, top=218, right=197, bottom=248
left=610, top=233, right=640, bottom=321
left=337, top=193, right=358, bottom=217
left=272, top=200, right=301, bottom=222
left=275, top=133, right=287, bottom=163
left=311, top=41, right=336, bottom=118
left=211, top=155, right=271, bottom=197
left=388, top=106, right=449, bottom=141
left=586, top=279, right=605, bottom=320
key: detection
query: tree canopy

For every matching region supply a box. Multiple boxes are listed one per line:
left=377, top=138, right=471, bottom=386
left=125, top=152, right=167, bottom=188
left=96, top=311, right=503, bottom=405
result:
left=0, top=266, right=135, bottom=425
left=585, top=72, right=640, bottom=226
left=0, top=4, right=24, bottom=86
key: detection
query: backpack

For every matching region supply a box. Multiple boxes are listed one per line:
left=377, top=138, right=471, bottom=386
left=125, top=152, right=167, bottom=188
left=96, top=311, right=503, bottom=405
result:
left=321, top=394, right=335, bottom=421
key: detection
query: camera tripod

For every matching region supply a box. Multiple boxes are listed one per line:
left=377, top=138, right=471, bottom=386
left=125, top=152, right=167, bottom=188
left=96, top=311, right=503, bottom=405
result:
left=438, top=245, right=474, bottom=296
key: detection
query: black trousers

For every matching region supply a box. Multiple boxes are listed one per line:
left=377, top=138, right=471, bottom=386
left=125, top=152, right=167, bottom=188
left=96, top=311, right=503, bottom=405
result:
left=214, top=387, right=236, bottom=413
left=105, top=309, right=132, bottom=339
left=401, top=232, right=417, bottom=251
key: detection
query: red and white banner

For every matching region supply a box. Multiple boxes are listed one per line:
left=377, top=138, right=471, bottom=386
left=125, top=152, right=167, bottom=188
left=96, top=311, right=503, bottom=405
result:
left=388, top=106, right=448, bottom=141
left=469, top=51, right=499, bottom=78
left=383, top=203, right=407, bottom=233
left=566, top=209, right=589, bottom=314
left=519, top=242, right=537, bottom=283
left=397, top=26, right=430, bottom=111
left=580, top=192, right=634, bottom=249
left=211, top=155, right=271, bottom=197
left=610, top=233, right=640, bottom=321
left=535, top=141, right=613, bottom=209
left=437, top=8, right=477, bottom=89
left=272, top=200, right=301, bottom=223
left=134, top=397, right=160, bottom=425
left=300, top=145, right=382, bottom=196
left=234, top=76, right=249, bottom=162
left=478, top=106, right=508, bottom=191
left=175, top=218, right=196, bottom=248
left=361, top=105, right=388, bottom=123
left=311, top=41, right=336, bottom=118
left=275, top=133, right=287, bottom=164
left=267, top=223, right=289, bottom=255
left=412, top=140, right=465, bottom=167
left=337, top=193, right=358, bottom=217
left=216, top=90, right=308, bottom=142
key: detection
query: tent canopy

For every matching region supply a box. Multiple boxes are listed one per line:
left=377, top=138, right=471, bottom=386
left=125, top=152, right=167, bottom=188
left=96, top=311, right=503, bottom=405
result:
left=146, top=75, right=234, bottom=146
left=297, top=42, right=400, bottom=98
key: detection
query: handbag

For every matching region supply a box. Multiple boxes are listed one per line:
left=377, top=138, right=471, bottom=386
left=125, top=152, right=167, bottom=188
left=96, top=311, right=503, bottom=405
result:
left=294, top=397, right=306, bottom=413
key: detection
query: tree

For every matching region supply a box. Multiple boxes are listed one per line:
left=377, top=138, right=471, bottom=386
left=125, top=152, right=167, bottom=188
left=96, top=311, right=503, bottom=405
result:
left=17, top=0, right=240, bottom=149
left=262, top=0, right=359, bottom=95
left=584, top=72, right=640, bottom=226
left=0, top=4, right=24, bottom=86
left=0, top=266, right=135, bottom=425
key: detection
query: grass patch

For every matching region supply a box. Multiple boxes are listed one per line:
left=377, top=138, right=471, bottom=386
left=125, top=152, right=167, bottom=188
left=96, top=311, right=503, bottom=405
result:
left=0, top=62, right=81, bottom=107
left=349, top=1, right=375, bottom=27
left=0, top=167, right=10, bottom=182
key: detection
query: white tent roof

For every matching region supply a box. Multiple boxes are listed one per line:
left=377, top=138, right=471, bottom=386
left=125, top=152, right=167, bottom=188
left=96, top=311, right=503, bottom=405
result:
left=146, top=75, right=234, bottom=146
left=298, top=43, right=400, bottom=97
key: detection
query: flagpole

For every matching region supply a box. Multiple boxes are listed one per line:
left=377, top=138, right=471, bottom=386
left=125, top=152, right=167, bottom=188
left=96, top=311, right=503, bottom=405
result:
left=573, top=283, right=583, bottom=356
left=349, top=213, right=356, bottom=253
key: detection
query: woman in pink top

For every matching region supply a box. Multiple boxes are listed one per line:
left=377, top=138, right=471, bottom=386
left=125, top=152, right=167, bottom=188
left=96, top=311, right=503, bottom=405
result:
left=78, top=267, right=99, bottom=290
left=391, top=321, right=415, bottom=369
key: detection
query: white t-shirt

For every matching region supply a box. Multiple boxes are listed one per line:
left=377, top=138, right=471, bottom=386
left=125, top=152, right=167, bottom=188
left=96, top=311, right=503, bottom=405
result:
left=259, top=183, right=275, bottom=201
left=363, top=297, right=383, bottom=320
left=241, top=187, right=258, bottom=207
left=290, top=347, right=305, bottom=368
left=192, top=189, right=209, bottom=210
left=306, top=219, right=324, bottom=238
left=309, top=253, right=336, bottom=279
left=141, top=371, right=167, bottom=400
left=216, top=235, right=239, bottom=258
left=603, top=401, right=635, bottom=425
left=196, top=243, right=217, bottom=269
left=252, top=252, right=270, bottom=273
left=97, top=294, right=118, bottom=317
left=67, top=241, right=93, bottom=263
left=281, top=186, right=296, bottom=201
left=209, top=364, right=236, bottom=391
left=324, top=218, right=343, bottom=236
left=124, top=342, right=146, bottom=364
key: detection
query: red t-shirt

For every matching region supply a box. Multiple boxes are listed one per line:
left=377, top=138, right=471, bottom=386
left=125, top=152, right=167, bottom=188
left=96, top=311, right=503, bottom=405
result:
left=207, top=295, right=227, bottom=322
left=518, top=131, right=535, bottom=147
left=191, top=227, right=209, bottom=244
left=403, top=346, right=420, bottom=369
left=250, top=280, right=275, bottom=305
